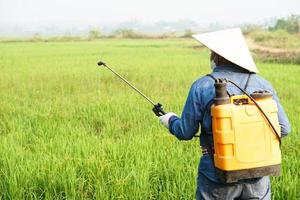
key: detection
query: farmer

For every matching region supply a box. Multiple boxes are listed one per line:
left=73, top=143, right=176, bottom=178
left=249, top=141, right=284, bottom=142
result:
left=158, top=28, right=291, bottom=200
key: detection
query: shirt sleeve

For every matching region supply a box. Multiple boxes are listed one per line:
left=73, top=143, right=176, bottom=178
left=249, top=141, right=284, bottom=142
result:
left=272, top=89, right=291, bottom=137
left=168, top=83, right=203, bottom=140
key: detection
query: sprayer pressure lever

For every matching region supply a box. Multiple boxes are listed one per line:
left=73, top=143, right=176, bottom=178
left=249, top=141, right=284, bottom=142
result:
left=152, top=103, right=166, bottom=117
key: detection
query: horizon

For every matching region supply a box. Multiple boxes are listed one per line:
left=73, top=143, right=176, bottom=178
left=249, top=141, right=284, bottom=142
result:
left=0, top=0, right=299, bottom=37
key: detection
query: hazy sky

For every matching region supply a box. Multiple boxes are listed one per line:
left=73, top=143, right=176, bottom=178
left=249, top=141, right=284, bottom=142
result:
left=0, top=0, right=299, bottom=25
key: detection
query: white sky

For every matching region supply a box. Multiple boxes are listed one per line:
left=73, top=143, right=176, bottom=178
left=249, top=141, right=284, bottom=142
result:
left=0, top=0, right=299, bottom=25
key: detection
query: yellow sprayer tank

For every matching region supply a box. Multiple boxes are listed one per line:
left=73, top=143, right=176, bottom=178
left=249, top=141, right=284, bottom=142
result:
left=211, top=81, right=281, bottom=183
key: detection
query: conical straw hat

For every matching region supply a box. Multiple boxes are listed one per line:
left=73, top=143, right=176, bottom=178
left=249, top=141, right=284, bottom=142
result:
left=192, top=28, right=258, bottom=73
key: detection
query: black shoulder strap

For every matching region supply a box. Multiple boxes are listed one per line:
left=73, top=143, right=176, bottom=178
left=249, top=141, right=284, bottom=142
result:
left=206, top=74, right=217, bottom=81
left=207, top=73, right=253, bottom=94
left=243, top=73, right=252, bottom=90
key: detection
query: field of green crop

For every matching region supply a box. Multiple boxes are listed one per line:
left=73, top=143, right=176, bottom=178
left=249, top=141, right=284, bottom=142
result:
left=0, top=39, right=299, bottom=199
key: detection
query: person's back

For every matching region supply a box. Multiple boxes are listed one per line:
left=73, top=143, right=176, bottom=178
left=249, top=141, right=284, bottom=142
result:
left=194, top=65, right=290, bottom=144
left=158, top=28, right=291, bottom=199
left=193, top=65, right=290, bottom=199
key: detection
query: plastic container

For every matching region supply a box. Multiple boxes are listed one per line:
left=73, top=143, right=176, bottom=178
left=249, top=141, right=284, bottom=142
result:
left=211, top=93, right=281, bottom=183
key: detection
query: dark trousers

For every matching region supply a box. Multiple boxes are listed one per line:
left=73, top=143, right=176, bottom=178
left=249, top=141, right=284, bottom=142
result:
left=196, top=173, right=271, bottom=200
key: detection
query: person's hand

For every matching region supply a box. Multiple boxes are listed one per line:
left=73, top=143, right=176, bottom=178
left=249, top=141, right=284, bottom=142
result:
left=159, top=112, right=177, bottom=128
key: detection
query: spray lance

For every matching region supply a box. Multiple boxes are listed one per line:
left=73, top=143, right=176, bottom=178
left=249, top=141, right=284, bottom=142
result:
left=97, top=61, right=166, bottom=117
left=97, top=61, right=281, bottom=143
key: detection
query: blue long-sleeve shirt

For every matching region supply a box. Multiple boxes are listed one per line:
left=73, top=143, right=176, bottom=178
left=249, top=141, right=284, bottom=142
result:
left=168, top=65, right=291, bottom=183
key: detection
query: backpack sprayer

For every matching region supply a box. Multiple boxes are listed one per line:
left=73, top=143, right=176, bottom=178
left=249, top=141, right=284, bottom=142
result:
left=97, top=61, right=166, bottom=117
left=98, top=60, right=282, bottom=183
left=209, top=76, right=282, bottom=183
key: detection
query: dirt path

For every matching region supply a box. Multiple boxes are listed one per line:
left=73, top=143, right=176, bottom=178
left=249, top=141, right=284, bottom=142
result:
left=246, top=38, right=300, bottom=53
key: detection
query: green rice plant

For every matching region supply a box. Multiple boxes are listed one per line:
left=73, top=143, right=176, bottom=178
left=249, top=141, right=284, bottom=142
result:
left=0, top=39, right=298, bottom=199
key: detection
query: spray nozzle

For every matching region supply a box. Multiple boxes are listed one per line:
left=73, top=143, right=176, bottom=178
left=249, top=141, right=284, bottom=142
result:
left=97, top=61, right=107, bottom=67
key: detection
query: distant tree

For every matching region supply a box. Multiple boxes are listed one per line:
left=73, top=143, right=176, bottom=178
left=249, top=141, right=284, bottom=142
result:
left=33, top=33, right=41, bottom=38
left=242, top=25, right=263, bottom=35
left=182, top=29, right=194, bottom=38
left=114, top=29, right=143, bottom=38
left=28, top=33, right=43, bottom=42
left=89, top=29, right=101, bottom=39
left=270, top=15, right=300, bottom=33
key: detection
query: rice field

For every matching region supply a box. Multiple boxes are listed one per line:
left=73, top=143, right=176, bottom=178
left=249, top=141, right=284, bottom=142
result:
left=0, top=39, right=299, bottom=199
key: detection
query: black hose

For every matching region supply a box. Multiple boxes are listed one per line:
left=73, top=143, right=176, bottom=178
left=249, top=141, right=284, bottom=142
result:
left=227, top=80, right=281, bottom=145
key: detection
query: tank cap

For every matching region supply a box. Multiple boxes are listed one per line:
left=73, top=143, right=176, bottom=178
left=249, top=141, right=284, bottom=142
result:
left=250, top=90, right=273, bottom=99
